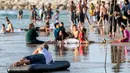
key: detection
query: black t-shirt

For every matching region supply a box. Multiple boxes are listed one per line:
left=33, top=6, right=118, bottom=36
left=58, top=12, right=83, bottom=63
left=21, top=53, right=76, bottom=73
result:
left=110, top=4, right=121, bottom=15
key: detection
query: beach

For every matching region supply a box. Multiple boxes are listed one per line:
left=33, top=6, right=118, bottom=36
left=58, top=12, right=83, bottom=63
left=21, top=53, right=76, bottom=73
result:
left=0, top=9, right=130, bottom=73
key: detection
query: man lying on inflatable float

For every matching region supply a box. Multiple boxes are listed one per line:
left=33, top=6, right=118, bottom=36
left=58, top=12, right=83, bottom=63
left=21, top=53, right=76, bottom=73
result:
left=8, top=43, right=70, bottom=73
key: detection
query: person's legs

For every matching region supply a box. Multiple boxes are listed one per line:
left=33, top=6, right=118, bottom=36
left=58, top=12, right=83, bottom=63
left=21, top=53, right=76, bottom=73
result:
left=36, top=40, right=44, bottom=44
left=13, top=58, right=30, bottom=66
left=109, top=16, right=113, bottom=37
left=80, top=12, right=85, bottom=24
left=28, top=40, right=44, bottom=44
left=25, top=54, right=46, bottom=64
left=74, top=13, right=77, bottom=25
left=116, top=16, right=122, bottom=27
left=113, top=18, right=117, bottom=37
left=85, top=13, right=91, bottom=25
left=71, top=13, right=74, bottom=24
left=128, top=19, right=130, bottom=27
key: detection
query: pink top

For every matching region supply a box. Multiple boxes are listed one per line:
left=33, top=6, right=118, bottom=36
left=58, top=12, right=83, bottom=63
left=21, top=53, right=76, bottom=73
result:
left=121, top=30, right=130, bottom=42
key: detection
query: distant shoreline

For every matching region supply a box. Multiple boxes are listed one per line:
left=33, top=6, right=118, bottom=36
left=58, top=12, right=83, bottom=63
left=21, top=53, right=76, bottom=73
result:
left=0, top=0, right=123, bottom=10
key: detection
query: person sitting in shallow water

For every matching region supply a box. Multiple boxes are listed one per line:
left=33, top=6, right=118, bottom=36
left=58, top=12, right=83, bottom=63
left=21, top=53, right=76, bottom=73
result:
left=1, top=24, right=6, bottom=33
left=40, top=22, right=52, bottom=31
left=6, top=20, right=14, bottom=33
left=26, top=23, right=44, bottom=44
left=71, top=25, right=79, bottom=39
left=54, top=23, right=61, bottom=40
left=13, top=43, right=53, bottom=66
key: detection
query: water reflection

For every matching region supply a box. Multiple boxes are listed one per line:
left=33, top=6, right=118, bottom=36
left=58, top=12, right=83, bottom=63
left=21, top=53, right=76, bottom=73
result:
left=111, top=46, right=125, bottom=63
left=55, top=44, right=89, bottom=62
left=111, top=46, right=130, bottom=73
left=55, top=44, right=68, bottom=57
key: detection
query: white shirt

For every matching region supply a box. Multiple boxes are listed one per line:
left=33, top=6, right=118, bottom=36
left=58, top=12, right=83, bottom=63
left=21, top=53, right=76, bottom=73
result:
left=39, top=48, right=53, bottom=64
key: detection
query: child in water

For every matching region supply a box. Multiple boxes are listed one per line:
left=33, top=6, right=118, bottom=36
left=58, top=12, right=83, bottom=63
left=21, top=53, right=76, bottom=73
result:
left=53, top=10, right=60, bottom=22
left=79, top=26, right=88, bottom=43
left=114, top=25, right=130, bottom=43
left=1, top=24, right=6, bottom=33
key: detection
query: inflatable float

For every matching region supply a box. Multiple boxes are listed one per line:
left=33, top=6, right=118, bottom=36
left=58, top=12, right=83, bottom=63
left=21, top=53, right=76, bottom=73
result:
left=64, top=38, right=80, bottom=44
left=7, top=61, right=70, bottom=73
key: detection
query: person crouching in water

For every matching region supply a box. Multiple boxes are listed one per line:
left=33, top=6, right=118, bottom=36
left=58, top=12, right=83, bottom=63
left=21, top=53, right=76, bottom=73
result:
left=13, top=43, right=53, bottom=66
left=26, top=23, right=44, bottom=44
left=114, top=25, right=130, bottom=43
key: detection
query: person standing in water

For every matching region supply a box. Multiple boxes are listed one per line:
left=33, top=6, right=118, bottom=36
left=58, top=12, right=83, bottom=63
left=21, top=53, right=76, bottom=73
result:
left=109, top=0, right=121, bottom=37
left=69, top=1, right=77, bottom=24
left=6, top=20, right=14, bottom=33
left=77, top=0, right=85, bottom=25
left=98, top=1, right=108, bottom=36
left=46, top=3, right=53, bottom=20
left=53, top=10, right=60, bottom=23
left=122, top=0, right=130, bottom=27
left=17, top=9, right=23, bottom=19
left=95, top=1, right=100, bottom=23
left=30, top=5, right=38, bottom=23
left=39, top=4, right=46, bottom=21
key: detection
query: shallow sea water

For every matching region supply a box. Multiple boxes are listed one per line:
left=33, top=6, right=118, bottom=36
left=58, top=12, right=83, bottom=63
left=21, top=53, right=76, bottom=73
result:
left=0, top=10, right=130, bottom=73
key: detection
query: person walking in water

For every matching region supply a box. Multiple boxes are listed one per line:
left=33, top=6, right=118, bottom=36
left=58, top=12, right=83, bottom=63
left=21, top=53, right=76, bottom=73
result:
left=30, top=5, right=39, bottom=23
left=17, top=9, right=23, bottom=19
left=53, top=10, right=60, bottom=23
left=82, top=0, right=91, bottom=26
left=69, top=1, right=77, bottom=24
left=98, top=1, right=108, bottom=36
left=95, top=1, right=100, bottom=23
left=77, top=0, right=85, bottom=26
left=39, top=4, right=46, bottom=21
left=109, top=0, right=121, bottom=37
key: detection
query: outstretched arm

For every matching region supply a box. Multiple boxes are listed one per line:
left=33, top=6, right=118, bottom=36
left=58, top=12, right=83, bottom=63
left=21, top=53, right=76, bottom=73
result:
left=32, top=47, right=41, bottom=55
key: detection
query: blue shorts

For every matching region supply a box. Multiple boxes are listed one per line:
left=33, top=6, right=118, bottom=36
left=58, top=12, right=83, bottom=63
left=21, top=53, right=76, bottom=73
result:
left=24, top=54, right=46, bottom=64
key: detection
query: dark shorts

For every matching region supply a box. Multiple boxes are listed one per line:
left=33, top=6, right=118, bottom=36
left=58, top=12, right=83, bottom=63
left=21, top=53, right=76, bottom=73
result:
left=71, top=13, right=76, bottom=21
left=95, top=11, right=100, bottom=21
left=24, top=54, right=46, bottom=64
left=79, top=12, right=85, bottom=23
left=19, top=13, right=23, bottom=16
left=103, top=14, right=108, bottom=21
left=127, top=15, right=130, bottom=24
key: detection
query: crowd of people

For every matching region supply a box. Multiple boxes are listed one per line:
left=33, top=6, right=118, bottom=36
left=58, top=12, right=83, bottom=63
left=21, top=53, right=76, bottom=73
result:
left=1, top=0, right=130, bottom=43
left=1, top=0, right=129, bottom=67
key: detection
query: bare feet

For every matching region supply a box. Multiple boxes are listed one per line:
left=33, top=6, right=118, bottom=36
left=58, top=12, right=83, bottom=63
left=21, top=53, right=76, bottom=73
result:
left=108, top=34, right=112, bottom=38
left=13, top=61, right=24, bottom=67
